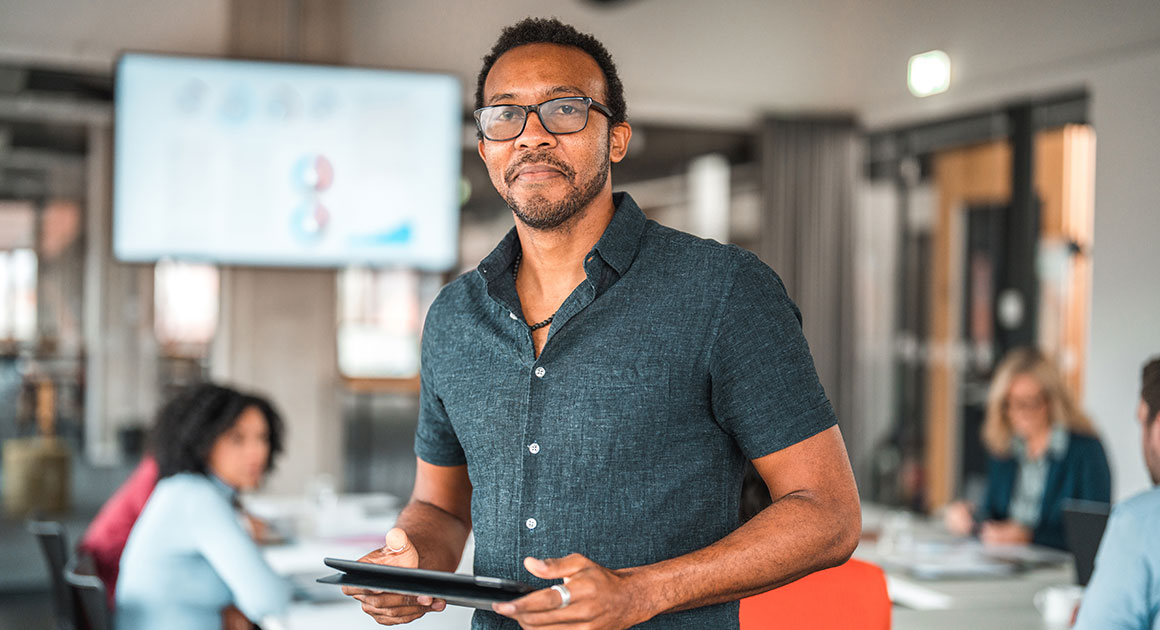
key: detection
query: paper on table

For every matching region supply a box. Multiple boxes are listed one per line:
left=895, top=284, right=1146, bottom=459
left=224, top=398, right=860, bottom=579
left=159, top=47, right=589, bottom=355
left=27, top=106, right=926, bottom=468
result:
left=886, top=575, right=954, bottom=610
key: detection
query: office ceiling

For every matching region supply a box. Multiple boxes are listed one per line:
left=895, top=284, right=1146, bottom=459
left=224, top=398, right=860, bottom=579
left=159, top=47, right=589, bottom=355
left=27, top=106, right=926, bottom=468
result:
left=0, top=0, right=1158, bottom=197
left=1, top=0, right=1157, bottom=126
left=344, top=0, right=1160, bottom=127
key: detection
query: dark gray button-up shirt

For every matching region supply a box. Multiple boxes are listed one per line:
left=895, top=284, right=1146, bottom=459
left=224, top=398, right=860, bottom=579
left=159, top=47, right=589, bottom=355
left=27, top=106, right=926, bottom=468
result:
left=415, top=192, right=836, bottom=629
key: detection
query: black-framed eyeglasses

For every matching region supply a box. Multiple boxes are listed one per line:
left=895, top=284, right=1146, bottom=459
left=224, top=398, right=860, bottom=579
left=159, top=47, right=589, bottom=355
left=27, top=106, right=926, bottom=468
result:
left=474, top=96, right=613, bottom=141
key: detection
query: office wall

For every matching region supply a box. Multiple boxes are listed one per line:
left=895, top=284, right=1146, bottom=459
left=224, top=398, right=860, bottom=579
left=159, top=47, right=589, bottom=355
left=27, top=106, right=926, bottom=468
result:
left=863, top=45, right=1160, bottom=501
left=1083, top=50, right=1160, bottom=501
left=0, top=0, right=229, bottom=67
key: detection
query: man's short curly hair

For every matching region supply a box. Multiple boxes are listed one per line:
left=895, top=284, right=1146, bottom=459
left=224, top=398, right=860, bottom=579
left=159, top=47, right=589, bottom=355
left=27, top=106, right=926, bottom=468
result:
left=475, top=17, right=627, bottom=132
left=150, top=383, right=285, bottom=480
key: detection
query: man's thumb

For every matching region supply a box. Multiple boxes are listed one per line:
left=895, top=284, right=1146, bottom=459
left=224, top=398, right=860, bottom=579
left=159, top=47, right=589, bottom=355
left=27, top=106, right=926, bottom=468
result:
left=383, top=527, right=419, bottom=568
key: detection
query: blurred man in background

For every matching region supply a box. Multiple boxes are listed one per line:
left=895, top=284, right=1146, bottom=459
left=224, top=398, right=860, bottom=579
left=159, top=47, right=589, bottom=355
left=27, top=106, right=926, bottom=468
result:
left=1074, top=356, right=1160, bottom=629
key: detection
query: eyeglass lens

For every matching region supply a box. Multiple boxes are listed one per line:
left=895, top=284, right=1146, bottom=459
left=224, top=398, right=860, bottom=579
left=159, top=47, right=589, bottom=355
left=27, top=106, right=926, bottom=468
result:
left=478, top=98, right=592, bottom=140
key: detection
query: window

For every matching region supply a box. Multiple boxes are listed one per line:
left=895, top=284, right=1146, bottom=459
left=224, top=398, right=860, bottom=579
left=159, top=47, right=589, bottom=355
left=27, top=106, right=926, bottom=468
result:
left=153, top=260, right=219, bottom=354
left=337, top=267, right=441, bottom=379
left=0, top=248, right=37, bottom=345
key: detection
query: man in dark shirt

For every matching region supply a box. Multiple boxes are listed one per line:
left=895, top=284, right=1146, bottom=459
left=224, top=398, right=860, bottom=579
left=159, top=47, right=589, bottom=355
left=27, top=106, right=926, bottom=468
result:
left=345, top=17, right=861, bottom=630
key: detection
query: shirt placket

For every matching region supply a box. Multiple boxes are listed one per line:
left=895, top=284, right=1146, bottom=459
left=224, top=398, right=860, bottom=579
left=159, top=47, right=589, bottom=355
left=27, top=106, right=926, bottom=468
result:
left=513, top=272, right=601, bottom=573
left=518, top=350, right=546, bottom=573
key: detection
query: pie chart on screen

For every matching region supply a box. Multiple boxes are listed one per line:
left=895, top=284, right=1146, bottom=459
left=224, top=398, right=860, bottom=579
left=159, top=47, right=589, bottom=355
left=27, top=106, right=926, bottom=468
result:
left=290, top=201, right=330, bottom=243
left=293, top=153, right=334, bottom=191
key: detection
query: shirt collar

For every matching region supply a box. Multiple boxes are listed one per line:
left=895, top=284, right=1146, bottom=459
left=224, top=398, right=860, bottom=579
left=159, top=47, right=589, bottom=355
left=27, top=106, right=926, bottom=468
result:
left=1012, top=424, right=1070, bottom=461
left=1047, top=424, right=1070, bottom=459
left=591, top=192, right=647, bottom=277
left=475, top=192, right=648, bottom=283
left=477, top=225, right=520, bottom=283
left=207, top=472, right=240, bottom=504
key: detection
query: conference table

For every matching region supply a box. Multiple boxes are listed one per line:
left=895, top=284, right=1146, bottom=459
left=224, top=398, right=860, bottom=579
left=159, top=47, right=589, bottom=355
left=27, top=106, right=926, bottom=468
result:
left=248, top=492, right=474, bottom=630
left=248, top=494, right=1073, bottom=629
left=857, top=503, right=1076, bottom=629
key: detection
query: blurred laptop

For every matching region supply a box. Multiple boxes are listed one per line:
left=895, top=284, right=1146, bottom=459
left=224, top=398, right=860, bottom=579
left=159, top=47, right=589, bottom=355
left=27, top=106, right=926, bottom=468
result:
left=1062, top=499, right=1111, bottom=586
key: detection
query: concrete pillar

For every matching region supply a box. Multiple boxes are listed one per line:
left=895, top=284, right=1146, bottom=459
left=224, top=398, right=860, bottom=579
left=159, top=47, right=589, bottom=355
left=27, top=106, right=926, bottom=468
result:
left=211, top=0, right=346, bottom=493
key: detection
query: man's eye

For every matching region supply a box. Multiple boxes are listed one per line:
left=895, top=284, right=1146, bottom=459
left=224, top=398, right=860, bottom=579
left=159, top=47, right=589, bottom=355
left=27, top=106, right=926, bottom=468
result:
left=496, top=110, right=516, bottom=121
left=558, top=105, right=576, bottom=115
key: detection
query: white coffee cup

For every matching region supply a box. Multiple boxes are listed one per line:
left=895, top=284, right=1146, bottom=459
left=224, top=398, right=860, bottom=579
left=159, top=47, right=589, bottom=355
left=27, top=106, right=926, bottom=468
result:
left=1034, top=585, right=1084, bottom=626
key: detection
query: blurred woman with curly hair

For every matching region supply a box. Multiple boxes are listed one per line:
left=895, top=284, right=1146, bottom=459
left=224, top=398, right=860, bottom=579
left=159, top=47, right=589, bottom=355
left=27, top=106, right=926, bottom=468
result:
left=116, top=383, right=291, bottom=629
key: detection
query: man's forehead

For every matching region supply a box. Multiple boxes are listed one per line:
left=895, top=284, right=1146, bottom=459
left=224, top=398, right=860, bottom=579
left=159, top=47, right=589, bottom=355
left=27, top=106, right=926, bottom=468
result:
left=483, top=43, right=605, bottom=104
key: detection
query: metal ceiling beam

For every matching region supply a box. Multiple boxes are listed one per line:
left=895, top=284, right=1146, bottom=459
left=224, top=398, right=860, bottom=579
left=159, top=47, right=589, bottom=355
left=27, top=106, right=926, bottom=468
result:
left=0, top=94, right=111, bottom=127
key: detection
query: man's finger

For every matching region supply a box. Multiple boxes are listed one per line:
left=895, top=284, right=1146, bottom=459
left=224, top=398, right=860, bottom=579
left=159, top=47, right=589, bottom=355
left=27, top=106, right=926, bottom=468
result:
left=362, top=600, right=429, bottom=625
left=500, top=602, right=592, bottom=628
left=375, top=527, right=421, bottom=568
left=494, top=579, right=587, bottom=617
left=493, top=588, right=556, bottom=616
left=360, top=601, right=430, bottom=618
left=523, top=553, right=591, bottom=579
left=354, top=591, right=420, bottom=608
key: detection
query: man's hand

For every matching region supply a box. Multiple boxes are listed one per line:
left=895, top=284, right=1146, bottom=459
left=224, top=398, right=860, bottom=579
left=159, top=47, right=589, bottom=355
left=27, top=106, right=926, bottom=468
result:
left=979, top=520, right=1033, bottom=546
left=492, top=554, right=651, bottom=630
left=342, top=528, right=447, bottom=625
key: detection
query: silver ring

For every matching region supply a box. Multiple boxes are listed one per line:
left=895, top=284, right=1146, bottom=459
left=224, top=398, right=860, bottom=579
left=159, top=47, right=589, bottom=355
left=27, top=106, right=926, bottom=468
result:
left=551, top=583, right=571, bottom=609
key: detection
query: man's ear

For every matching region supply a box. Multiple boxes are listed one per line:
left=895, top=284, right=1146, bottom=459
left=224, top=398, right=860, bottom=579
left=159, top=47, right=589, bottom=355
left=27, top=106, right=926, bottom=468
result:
left=477, top=139, right=487, bottom=162
left=609, top=122, right=632, bottom=164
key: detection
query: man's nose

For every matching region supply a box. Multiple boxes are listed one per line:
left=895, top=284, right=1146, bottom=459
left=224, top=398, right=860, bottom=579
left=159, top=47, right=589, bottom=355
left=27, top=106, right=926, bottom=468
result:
left=516, top=110, right=557, bottom=149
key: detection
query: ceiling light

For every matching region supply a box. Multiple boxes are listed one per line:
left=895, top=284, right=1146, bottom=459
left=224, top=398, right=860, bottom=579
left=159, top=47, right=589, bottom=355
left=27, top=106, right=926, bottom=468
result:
left=908, top=50, right=951, bottom=97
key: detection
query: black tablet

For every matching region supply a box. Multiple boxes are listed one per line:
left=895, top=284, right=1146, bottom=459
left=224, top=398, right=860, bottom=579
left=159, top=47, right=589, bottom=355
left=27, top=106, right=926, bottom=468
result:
left=317, top=557, right=537, bottom=610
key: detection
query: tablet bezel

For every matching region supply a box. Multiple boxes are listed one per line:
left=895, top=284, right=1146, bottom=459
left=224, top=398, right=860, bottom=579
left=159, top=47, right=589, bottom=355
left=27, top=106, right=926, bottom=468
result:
left=319, top=557, right=537, bottom=610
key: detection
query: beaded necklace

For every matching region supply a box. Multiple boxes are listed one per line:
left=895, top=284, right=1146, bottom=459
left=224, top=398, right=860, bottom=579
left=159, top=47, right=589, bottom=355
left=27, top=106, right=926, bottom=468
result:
left=513, top=250, right=555, bottom=331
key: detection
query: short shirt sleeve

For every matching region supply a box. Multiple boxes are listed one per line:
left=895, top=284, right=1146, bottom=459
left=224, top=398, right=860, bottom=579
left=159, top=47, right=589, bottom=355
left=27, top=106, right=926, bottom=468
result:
left=709, top=250, right=837, bottom=460
left=413, top=307, right=467, bottom=467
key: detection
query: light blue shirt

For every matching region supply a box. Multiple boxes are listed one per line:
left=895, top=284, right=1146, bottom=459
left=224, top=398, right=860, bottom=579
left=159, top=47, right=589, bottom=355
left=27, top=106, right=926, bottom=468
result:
left=1075, top=487, right=1160, bottom=629
left=115, top=473, right=290, bottom=630
left=1009, top=425, right=1070, bottom=528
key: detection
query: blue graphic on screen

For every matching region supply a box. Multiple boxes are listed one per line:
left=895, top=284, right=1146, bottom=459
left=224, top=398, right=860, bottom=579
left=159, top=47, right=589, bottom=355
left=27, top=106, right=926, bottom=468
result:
left=113, top=53, right=461, bottom=270
left=350, top=222, right=414, bottom=246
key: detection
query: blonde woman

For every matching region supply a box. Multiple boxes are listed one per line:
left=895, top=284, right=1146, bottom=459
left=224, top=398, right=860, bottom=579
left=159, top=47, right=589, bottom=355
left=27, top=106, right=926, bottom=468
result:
left=945, top=348, right=1110, bottom=549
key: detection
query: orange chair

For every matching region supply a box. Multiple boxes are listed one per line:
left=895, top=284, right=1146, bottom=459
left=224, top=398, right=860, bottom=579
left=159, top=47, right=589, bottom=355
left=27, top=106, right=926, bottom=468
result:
left=740, top=558, right=891, bottom=630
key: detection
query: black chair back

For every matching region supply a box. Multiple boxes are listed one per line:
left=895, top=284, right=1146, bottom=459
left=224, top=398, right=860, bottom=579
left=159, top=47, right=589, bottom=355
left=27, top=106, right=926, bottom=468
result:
left=27, top=519, right=78, bottom=630
left=64, top=552, right=113, bottom=630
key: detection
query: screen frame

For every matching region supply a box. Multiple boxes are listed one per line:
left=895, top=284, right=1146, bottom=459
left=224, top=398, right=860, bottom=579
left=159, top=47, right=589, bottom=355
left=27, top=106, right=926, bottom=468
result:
left=111, top=51, right=464, bottom=271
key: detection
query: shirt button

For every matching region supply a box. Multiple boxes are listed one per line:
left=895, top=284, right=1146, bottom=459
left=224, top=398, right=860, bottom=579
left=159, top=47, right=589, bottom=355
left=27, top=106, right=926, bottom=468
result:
left=509, top=312, right=519, bottom=320
left=534, top=366, right=546, bottom=378
left=525, top=518, right=538, bottom=530
left=528, top=443, right=540, bottom=454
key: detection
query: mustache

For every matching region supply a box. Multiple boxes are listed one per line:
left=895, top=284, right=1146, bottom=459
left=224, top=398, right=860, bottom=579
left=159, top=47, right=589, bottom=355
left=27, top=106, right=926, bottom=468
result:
left=505, top=151, right=576, bottom=184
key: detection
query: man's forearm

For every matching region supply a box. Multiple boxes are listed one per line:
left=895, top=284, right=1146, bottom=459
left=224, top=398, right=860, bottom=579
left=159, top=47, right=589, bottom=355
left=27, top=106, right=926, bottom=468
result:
left=394, top=499, right=471, bottom=572
left=622, top=490, right=860, bottom=616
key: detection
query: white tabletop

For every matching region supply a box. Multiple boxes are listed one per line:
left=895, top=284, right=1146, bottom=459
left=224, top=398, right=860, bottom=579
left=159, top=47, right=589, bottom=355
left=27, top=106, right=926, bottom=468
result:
left=251, top=492, right=477, bottom=630
left=858, top=504, right=1077, bottom=629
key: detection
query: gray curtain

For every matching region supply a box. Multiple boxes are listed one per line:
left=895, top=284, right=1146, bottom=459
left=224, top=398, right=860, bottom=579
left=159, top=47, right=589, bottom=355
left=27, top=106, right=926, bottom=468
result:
left=758, top=116, right=860, bottom=463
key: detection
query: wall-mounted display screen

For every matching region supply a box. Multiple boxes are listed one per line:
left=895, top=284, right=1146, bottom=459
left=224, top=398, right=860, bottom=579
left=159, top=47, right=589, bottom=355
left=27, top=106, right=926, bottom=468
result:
left=114, top=53, right=461, bottom=270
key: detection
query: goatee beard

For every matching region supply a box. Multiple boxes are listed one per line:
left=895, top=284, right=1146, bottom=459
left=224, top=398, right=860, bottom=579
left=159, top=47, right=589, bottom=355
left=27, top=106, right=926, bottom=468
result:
left=503, top=150, right=610, bottom=231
